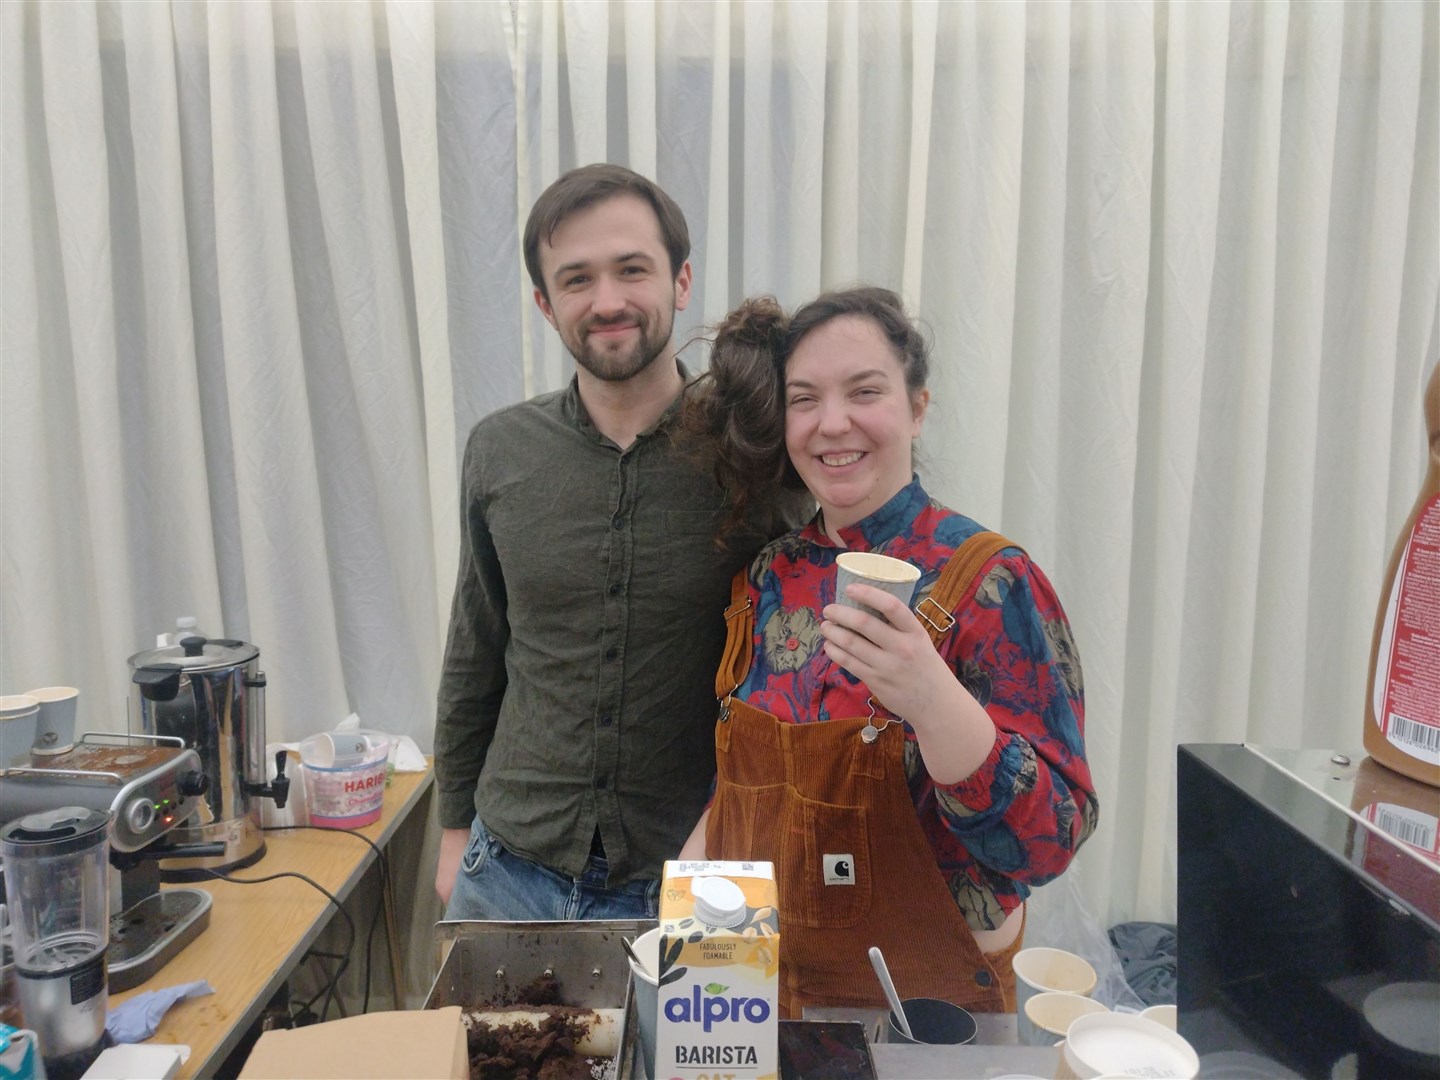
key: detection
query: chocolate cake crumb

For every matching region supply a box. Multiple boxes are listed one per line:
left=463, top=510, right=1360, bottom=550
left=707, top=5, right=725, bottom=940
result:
left=465, top=977, right=611, bottom=1080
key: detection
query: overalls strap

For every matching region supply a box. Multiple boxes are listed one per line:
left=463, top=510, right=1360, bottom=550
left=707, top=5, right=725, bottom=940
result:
left=716, top=569, right=754, bottom=699
left=915, top=531, right=1018, bottom=645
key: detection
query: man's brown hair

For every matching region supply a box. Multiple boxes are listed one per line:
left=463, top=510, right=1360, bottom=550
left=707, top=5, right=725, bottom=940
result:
left=523, top=164, right=691, bottom=301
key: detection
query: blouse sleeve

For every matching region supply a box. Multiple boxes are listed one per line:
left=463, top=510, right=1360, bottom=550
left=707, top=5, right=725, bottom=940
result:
left=930, top=550, right=1098, bottom=886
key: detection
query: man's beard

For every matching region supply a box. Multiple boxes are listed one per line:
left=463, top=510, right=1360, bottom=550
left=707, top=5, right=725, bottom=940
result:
left=566, top=307, right=675, bottom=383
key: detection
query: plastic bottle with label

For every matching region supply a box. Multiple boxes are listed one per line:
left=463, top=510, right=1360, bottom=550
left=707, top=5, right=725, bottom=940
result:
left=1364, top=363, right=1440, bottom=787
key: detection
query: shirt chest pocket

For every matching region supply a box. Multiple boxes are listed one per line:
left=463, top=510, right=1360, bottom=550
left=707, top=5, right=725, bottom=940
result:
left=659, top=510, right=724, bottom=595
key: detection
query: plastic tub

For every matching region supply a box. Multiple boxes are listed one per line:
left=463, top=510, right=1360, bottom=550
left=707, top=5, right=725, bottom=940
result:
left=298, top=730, right=391, bottom=828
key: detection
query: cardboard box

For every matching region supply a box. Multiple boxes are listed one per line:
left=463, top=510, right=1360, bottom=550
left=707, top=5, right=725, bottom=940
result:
left=239, top=1006, right=467, bottom=1079
left=655, top=860, right=779, bottom=1080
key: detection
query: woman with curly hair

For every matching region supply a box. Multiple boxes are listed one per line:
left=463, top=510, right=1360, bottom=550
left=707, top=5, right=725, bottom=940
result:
left=679, top=286, right=1097, bottom=1018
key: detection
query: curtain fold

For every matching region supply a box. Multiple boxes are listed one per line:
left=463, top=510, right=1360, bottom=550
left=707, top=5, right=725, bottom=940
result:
left=1123, top=0, right=1231, bottom=920
left=386, top=0, right=457, bottom=646
left=3, top=0, right=1437, bottom=937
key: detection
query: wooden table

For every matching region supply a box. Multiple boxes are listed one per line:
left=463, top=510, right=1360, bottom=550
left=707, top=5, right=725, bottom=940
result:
left=108, top=765, right=434, bottom=1079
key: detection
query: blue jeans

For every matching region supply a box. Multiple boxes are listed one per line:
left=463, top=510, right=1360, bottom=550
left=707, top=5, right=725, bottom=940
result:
left=444, top=816, right=660, bottom=921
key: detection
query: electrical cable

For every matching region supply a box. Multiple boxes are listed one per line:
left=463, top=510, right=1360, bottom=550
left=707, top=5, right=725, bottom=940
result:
left=361, top=880, right=385, bottom=1014
left=262, top=824, right=394, bottom=1013
left=295, top=949, right=348, bottom=1022
left=202, top=867, right=357, bottom=1022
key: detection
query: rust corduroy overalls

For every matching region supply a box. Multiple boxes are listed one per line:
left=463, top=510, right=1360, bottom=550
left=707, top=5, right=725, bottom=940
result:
left=706, top=531, right=1024, bottom=1019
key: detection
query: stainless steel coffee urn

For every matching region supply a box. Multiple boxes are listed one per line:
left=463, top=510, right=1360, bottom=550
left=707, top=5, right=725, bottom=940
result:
left=126, top=637, right=289, bottom=878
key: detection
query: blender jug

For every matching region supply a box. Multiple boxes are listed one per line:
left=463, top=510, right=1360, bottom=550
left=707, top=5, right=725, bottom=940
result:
left=0, top=807, right=110, bottom=1078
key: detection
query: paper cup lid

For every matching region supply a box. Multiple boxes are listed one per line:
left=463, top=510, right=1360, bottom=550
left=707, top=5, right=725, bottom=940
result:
left=1065, top=1013, right=1199, bottom=1078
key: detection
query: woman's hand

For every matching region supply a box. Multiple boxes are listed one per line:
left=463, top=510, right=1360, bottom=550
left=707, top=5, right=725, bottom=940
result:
left=821, top=581, right=997, bottom=784
left=821, top=583, right=955, bottom=720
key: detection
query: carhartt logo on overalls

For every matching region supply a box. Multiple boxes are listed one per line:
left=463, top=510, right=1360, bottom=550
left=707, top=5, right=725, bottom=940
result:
left=822, top=854, right=854, bottom=885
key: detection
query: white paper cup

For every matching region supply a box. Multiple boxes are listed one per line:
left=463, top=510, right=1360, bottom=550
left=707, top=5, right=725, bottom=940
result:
left=626, top=926, right=662, bottom=1078
left=834, top=551, right=921, bottom=621
left=23, top=686, right=78, bottom=756
left=0, top=696, right=40, bottom=768
left=1021, top=990, right=1109, bottom=1046
left=1140, top=1003, right=1177, bottom=1031
left=1060, top=1012, right=1199, bottom=1079
left=1012, top=947, right=1097, bottom=1046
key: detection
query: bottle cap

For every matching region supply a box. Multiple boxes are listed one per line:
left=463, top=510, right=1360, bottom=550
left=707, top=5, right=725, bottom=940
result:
left=692, top=875, right=747, bottom=929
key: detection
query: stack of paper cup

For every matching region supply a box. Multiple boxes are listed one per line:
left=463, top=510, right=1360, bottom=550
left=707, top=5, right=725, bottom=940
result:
left=0, top=696, right=39, bottom=768
left=24, top=686, right=78, bottom=756
left=1022, top=991, right=1109, bottom=1046
left=1012, top=947, right=1098, bottom=1046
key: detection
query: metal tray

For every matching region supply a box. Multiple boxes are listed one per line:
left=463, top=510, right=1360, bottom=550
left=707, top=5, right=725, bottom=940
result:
left=428, top=919, right=655, bottom=1079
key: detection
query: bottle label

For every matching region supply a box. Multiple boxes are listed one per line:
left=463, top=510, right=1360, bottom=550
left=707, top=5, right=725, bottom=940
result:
left=1374, top=493, right=1440, bottom=764
left=1355, top=800, right=1440, bottom=920
left=1363, top=800, right=1440, bottom=863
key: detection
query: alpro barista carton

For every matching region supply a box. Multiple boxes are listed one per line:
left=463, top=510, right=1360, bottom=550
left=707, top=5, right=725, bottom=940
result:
left=656, top=861, right=779, bottom=1080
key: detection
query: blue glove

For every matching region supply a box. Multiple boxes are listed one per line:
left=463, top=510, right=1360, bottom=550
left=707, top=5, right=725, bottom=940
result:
left=105, top=980, right=214, bottom=1043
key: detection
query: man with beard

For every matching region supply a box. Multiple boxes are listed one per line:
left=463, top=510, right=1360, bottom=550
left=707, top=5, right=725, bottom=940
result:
left=433, top=165, right=783, bottom=919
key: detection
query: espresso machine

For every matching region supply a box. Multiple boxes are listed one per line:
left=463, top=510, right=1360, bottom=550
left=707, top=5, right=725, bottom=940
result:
left=0, top=733, right=221, bottom=991
left=127, top=636, right=291, bottom=878
left=0, top=730, right=234, bottom=1077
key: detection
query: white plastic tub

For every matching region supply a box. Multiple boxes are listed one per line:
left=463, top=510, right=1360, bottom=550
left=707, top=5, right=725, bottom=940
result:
left=298, top=730, right=391, bottom=828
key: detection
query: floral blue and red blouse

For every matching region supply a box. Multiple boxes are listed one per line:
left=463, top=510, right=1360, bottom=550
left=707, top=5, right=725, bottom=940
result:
left=735, top=477, right=1099, bottom=931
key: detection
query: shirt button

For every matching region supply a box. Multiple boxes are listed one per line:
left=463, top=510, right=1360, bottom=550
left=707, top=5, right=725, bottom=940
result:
left=611, top=515, right=624, bottom=530
left=605, top=646, right=618, bottom=661
left=608, top=583, right=621, bottom=595
left=599, top=714, right=613, bottom=727
left=597, top=777, right=609, bottom=790
left=974, top=970, right=993, bottom=987
left=785, top=636, right=799, bottom=650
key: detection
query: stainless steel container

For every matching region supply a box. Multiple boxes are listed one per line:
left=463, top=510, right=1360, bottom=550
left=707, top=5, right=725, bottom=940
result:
left=428, top=919, right=653, bottom=1079
left=127, top=637, right=269, bottom=877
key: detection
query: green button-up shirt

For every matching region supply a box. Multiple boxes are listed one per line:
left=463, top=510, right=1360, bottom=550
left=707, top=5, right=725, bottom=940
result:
left=434, top=367, right=776, bottom=883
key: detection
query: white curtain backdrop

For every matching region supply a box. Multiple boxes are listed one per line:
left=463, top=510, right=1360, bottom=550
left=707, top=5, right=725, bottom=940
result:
left=4, top=0, right=1437, bottom=982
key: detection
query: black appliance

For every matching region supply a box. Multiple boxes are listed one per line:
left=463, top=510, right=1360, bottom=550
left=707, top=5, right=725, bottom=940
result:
left=1178, top=744, right=1440, bottom=1079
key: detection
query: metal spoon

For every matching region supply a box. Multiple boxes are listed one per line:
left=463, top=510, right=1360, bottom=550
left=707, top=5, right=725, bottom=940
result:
left=621, top=936, right=643, bottom=970
left=868, top=946, right=913, bottom=1041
